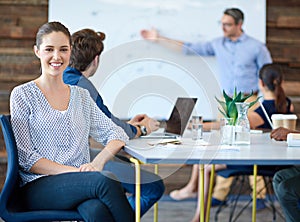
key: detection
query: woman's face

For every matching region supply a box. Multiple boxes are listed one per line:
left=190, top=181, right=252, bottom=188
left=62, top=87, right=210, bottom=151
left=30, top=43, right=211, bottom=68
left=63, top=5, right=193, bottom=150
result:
left=34, top=31, right=71, bottom=77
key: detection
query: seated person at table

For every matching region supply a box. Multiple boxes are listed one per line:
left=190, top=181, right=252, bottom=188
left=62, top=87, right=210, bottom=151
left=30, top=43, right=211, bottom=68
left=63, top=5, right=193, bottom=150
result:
left=63, top=28, right=165, bottom=216
left=171, top=63, right=294, bottom=222
left=10, top=21, right=134, bottom=222
left=64, top=29, right=159, bottom=139
left=271, top=128, right=300, bottom=222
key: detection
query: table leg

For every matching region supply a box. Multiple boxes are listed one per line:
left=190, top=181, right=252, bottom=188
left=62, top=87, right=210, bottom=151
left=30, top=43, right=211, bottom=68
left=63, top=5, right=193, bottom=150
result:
left=206, top=164, right=215, bottom=222
left=153, top=164, right=159, bottom=222
left=130, top=157, right=141, bottom=222
left=199, top=164, right=205, bottom=222
left=252, top=164, right=257, bottom=222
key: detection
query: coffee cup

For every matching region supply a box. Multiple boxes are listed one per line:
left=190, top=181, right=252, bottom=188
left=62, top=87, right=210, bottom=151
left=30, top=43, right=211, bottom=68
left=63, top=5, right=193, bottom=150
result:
left=283, top=114, right=297, bottom=130
left=271, top=114, right=284, bottom=129
left=271, top=114, right=297, bottom=130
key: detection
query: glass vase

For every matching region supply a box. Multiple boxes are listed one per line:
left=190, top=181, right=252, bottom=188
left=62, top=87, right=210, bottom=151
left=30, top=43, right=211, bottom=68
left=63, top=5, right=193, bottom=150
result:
left=220, top=117, right=235, bottom=145
left=235, top=102, right=251, bottom=145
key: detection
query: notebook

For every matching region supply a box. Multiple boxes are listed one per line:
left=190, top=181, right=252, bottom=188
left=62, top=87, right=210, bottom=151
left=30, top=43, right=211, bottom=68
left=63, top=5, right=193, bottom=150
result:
left=141, top=97, right=198, bottom=139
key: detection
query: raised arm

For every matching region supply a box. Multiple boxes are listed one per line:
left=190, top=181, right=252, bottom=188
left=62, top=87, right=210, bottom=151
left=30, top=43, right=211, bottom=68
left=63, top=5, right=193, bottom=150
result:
left=140, top=28, right=184, bottom=51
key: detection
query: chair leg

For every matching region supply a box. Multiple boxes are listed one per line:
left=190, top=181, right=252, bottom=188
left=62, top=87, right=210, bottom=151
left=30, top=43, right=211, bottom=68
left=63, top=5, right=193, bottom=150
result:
left=232, top=198, right=252, bottom=222
left=263, top=176, right=277, bottom=222
left=229, top=176, right=246, bottom=222
left=214, top=200, right=227, bottom=222
left=233, top=176, right=269, bottom=222
left=214, top=176, right=244, bottom=222
left=233, top=176, right=276, bottom=222
left=215, top=174, right=284, bottom=222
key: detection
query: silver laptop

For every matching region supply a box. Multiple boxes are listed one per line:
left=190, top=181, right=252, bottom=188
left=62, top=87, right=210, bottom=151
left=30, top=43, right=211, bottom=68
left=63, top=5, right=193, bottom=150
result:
left=141, top=97, right=198, bottom=139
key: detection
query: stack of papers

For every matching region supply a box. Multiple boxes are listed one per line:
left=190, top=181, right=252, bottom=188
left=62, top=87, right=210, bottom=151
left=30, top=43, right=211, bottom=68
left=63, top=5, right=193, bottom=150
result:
left=147, top=139, right=182, bottom=146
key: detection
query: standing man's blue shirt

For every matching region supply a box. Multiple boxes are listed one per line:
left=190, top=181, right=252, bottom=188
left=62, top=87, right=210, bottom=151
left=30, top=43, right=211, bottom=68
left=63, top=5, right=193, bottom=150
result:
left=183, top=33, right=272, bottom=95
left=63, top=66, right=137, bottom=139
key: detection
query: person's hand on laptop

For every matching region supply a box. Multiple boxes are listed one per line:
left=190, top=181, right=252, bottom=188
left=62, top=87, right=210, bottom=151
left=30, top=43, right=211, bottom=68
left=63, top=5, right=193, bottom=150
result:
left=128, top=114, right=147, bottom=125
left=128, top=114, right=160, bottom=135
left=142, top=116, right=160, bottom=134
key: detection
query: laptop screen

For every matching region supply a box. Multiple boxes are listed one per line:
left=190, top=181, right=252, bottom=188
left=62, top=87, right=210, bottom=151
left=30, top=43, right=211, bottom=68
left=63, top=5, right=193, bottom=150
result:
left=165, top=97, right=198, bottom=135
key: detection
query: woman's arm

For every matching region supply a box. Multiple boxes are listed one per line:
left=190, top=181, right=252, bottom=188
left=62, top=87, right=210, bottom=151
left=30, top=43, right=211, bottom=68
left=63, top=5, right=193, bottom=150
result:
left=248, top=111, right=265, bottom=129
left=88, top=140, right=125, bottom=171
left=86, top=91, right=129, bottom=170
left=30, top=158, right=79, bottom=175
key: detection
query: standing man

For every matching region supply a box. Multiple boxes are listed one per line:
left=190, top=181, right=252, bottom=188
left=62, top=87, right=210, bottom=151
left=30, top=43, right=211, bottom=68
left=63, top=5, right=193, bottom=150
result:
left=141, top=8, right=272, bottom=221
left=141, top=8, right=272, bottom=96
left=63, top=28, right=164, bottom=217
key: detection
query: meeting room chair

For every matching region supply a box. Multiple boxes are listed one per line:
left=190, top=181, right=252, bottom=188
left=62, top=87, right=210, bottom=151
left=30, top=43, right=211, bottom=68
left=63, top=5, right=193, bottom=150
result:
left=213, top=167, right=281, bottom=222
left=0, top=114, right=84, bottom=222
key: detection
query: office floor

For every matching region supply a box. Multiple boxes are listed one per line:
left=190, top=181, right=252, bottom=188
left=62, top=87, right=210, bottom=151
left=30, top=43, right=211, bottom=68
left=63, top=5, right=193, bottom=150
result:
left=133, top=162, right=287, bottom=221
left=0, top=164, right=286, bottom=222
left=141, top=195, right=286, bottom=222
left=0, top=195, right=285, bottom=222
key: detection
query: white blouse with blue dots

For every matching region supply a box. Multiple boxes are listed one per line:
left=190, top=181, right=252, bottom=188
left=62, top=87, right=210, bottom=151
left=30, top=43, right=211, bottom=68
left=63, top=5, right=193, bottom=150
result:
left=10, top=81, right=128, bottom=186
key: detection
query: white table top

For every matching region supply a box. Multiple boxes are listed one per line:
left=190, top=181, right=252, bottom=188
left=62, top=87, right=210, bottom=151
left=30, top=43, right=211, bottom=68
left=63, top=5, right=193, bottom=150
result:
left=124, top=131, right=300, bottom=165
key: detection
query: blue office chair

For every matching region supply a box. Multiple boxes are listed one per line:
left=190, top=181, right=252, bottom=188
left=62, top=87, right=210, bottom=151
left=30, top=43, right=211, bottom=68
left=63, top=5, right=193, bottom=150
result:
left=0, top=114, right=83, bottom=222
left=214, top=166, right=287, bottom=222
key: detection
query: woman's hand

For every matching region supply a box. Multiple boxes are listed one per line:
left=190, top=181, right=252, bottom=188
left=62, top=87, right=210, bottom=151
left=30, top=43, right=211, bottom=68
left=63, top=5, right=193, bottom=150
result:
left=79, top=163, right=102, bottom=172
left=90, top=140, right=125, bottom=171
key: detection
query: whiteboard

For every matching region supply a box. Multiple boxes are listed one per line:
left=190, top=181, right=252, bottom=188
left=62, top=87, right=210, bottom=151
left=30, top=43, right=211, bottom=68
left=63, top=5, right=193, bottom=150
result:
left=49, top=0, right=266, bottom=121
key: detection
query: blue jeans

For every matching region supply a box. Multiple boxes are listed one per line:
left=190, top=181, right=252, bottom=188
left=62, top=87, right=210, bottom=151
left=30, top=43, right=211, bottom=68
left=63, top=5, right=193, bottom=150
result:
left=103, top=158, right=165, bottom=216
left=19, top=171, right=134, bottom=222
left=273, top=166, right=300, bottom=222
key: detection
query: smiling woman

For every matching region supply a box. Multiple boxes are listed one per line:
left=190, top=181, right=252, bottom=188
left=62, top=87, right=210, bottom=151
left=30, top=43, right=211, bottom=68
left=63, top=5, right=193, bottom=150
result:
left=9, top=21, right=135, bottom=222
left=33, top=28, right=72, bottom=111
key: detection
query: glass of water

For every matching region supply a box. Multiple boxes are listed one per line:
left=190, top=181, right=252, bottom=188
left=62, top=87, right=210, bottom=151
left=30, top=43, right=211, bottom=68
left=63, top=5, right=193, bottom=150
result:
left=192, top=116, right=203, bottom=140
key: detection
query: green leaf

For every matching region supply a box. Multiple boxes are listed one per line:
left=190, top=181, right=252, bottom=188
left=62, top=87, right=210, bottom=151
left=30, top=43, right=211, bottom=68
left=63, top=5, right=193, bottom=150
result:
left=234, top=92, right=243, bottom=102
left=240, top=91, right=254, bottom=102
left=223, top=90, right=232, bottom=103
left=217, top=108, right=228, bottom=118
left=215, top=96, right=227, bottom=113
left=216, top=87, right=258, bottom=126
left=227, top=101, right=237, bottom=121
left=233, top=87, right=237, bottom=98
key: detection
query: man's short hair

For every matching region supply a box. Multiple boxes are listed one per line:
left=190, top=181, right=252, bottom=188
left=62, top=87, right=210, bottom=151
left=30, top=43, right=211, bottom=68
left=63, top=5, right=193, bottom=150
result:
left=70, top=29, right=105, bottom=71
left=224, top=8, right=244, bottom=24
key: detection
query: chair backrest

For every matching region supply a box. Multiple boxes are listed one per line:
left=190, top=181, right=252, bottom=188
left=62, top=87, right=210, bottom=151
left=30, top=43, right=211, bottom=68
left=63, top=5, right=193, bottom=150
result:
left=0, top=115, right=83, bottom=221
left=0, top=115, right=20, bottom=217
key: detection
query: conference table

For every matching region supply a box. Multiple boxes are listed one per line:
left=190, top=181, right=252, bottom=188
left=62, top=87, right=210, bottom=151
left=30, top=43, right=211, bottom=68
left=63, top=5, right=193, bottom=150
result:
left=124, top=130, right=300, bottom=222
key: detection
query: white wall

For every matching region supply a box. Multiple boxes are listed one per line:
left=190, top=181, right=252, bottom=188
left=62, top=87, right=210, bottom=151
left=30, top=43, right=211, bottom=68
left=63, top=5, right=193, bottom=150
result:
left=49, top=0, right=266, bottom=120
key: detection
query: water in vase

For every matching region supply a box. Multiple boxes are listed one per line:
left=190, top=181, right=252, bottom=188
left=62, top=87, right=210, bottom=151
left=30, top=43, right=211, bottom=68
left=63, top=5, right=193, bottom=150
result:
left=235, top=102, right=251, bottom=145
left=235, top=126, right=250, bottom=145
